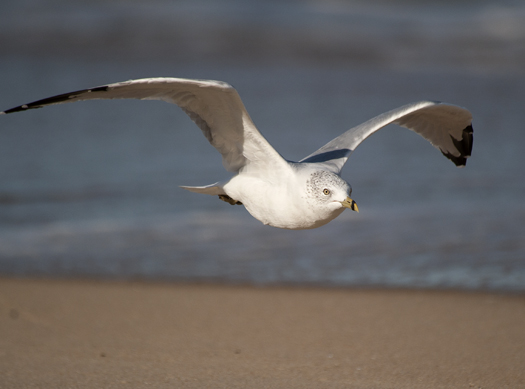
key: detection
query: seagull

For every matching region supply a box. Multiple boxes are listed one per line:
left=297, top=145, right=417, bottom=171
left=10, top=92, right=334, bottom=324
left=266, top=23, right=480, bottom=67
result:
left=1, top=77, right=473, bottom=229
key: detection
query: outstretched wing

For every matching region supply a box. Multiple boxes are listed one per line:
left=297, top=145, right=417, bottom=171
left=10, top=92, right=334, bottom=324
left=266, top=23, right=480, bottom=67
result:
left=1, top=77, right=287, bottom=173
left=300, top=101, right=473, bottom=173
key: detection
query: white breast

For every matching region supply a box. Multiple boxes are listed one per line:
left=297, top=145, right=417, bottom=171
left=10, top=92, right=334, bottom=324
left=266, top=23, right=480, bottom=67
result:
left=222, top=172, right=344, bottom=230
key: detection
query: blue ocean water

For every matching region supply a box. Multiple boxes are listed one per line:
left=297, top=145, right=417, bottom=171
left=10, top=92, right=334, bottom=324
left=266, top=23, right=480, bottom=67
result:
left=1, top=0, right=524, bottom=291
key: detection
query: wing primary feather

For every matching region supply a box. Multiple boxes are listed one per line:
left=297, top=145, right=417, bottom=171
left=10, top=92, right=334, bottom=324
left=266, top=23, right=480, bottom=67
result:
left=1, top=77, right=290, bottom=174
left=459, top=124, right=474, bottom=157
left=90, top=86, right=110, bottom=93
left=1, top=86, right=111, bottom=114
left=441, top=149, right=467, bottom=167
left=442, top=124, right=473, bottom=167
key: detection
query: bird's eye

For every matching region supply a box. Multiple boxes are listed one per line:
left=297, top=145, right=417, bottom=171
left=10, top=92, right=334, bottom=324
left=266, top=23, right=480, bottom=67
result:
left=323, top=189, right=330, bottom=195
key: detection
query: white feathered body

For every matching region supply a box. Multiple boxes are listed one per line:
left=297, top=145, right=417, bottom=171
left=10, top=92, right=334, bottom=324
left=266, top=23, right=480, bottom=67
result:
left=223, top=164, right=347, bottom=229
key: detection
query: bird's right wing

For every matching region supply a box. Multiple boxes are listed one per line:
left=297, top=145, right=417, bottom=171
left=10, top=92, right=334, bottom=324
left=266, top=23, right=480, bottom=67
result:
left=1, top=77, right=288, bottom=173
left=300, top=101, right=473, bottom=173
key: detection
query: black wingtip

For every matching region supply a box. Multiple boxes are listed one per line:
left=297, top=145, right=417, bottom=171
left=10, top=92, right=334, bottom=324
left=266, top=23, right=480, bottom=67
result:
left=442, top=124, right=474, bottom=167
left=1, top=85, right=110, bottom=115
left=2, top=104, right=33, bottom=114
left=441, top=150, right=468, bottom=167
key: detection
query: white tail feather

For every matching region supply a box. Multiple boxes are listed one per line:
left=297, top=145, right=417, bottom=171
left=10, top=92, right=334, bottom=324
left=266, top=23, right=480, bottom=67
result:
left=180, top=183, right=224, bottom=195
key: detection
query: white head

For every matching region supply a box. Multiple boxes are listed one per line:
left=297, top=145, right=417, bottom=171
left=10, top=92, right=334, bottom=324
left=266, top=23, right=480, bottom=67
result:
left=302, top=170, right=358, bottom=228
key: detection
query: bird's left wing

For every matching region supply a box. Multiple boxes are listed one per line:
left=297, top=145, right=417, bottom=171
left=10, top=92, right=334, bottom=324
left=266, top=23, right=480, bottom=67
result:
left=1, top=77, right=288, bottom=173
left=300, top=101, right=473, bottom=173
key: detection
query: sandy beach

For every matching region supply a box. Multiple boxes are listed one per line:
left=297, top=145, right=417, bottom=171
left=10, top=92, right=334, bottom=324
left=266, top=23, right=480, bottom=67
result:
left=0, top=278, right=523, bottom=388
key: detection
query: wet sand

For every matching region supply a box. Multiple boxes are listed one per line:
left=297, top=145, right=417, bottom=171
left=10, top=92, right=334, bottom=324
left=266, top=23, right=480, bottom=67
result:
left=0, top=278, right=524, bottom=388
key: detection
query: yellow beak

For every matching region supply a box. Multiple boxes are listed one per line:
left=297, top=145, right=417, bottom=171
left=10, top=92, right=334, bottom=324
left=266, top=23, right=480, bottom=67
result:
left=341, top=196, right=359, bottom=212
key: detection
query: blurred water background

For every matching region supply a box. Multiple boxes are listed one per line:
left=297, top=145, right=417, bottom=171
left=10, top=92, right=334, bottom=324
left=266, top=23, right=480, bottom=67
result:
left=0, top=0, right=524, bottom=291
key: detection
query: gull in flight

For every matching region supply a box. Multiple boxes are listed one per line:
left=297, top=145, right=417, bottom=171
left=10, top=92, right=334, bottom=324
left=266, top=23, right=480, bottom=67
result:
left=1, top=78, right=473, bottom=229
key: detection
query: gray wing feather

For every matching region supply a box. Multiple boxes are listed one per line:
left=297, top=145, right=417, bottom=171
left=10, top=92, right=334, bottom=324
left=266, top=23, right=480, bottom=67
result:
left=1, top=78, right=287, bottom=173
left=300, top=101, right=473, bottom=173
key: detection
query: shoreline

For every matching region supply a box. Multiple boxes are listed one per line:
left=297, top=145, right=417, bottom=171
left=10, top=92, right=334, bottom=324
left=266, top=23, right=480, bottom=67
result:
left=1, top=278, right=524, bottom=388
